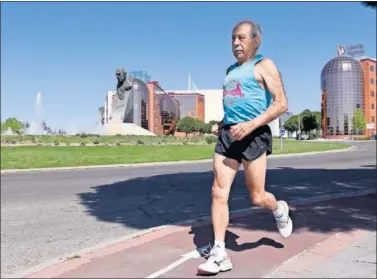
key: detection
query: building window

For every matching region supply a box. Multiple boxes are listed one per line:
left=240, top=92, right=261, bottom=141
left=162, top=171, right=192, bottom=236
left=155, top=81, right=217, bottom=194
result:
left=372, top=116, right=375, bottom=122
left=372, top=104, right=375, bottom=110
left=372, top=91, right=375, bottom=97
left=371, top=78, right=375, bottom=84
left=344, top=114, right=349, bottom=135
left=356, top=104, right=360, bottom=108
left=371, top=65, right=375, bottom=72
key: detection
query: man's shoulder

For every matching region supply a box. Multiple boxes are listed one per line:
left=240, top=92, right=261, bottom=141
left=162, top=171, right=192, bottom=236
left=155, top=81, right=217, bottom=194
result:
left=225, top=63, right=237, bottom=75
left=255, top=57, right=275, bottom=67
left=255, top=57, right=280, bottom=76
left=256, top=57, right=279, bottom=69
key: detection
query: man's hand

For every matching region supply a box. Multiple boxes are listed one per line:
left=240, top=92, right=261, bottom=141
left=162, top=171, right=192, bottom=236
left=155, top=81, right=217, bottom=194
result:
left=229, top=121, right=255, bottom=141
left=211, top=123, right=220, bottom=136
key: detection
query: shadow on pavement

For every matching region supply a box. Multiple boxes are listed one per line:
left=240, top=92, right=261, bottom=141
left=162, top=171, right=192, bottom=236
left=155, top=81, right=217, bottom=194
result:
left=189, top=226, right=285, bottom=252
left=188, top=191, right=376, bottom=252
left=78, top=167, right=376, bottom=240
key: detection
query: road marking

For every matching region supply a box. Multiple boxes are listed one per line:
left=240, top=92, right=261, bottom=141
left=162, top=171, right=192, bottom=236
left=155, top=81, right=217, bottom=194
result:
left=145, top=245, right=210, bottom=278
left=145, top=257, right=191, bottom=279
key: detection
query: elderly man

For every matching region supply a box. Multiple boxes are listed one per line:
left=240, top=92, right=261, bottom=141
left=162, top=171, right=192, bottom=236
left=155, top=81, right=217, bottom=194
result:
left=197, top=20, right=293, bottom=275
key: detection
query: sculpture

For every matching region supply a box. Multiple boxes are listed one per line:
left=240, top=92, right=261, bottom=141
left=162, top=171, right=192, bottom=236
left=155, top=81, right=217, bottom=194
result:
left=107, top=68, right=135, bottom=124
left=115, top=67, right=133, bottom=100
left=99, top=67, right=180, bottom=136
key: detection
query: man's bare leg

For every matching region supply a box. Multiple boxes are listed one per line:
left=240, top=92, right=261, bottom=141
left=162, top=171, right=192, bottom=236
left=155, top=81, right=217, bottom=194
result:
left=197, top=153, right=239, bottom=275
left=242, top=152, right=293, bottom=238
left=243, top=152, right=278, bottom=210
left=212, top=153, right=240, bottom=243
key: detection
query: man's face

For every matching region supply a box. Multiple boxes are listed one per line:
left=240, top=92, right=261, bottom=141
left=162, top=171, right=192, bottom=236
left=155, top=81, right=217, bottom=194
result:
left=232, top=24, right=256, bottom=63
left=116, top=72, right=126, bottom=82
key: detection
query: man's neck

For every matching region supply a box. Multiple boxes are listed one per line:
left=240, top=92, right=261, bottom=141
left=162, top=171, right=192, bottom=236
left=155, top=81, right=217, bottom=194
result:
left=236, top=53, right=258, bottom=66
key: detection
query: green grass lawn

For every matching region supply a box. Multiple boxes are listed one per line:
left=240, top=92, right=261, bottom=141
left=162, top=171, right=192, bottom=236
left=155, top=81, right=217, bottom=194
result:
left=1, top=141, right=351, bottom=169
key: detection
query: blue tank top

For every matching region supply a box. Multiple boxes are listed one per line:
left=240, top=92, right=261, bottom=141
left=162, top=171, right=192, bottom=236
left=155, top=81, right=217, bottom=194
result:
left=222, top=54, right=272, bottom=124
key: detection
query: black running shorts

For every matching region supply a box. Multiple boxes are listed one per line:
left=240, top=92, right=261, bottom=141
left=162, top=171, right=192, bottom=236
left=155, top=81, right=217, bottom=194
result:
left=214, top=124, right=273, bottom=163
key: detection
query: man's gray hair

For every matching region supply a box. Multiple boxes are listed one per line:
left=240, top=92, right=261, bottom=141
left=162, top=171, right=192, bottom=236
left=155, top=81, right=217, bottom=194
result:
left=233, top=20, right=262, bottom=48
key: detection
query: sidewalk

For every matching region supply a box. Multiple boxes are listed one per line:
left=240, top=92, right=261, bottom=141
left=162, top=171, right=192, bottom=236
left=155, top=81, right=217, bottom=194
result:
left=267, top=231, right=376, bottom=278
left=25, top=193, right=376, bottom=278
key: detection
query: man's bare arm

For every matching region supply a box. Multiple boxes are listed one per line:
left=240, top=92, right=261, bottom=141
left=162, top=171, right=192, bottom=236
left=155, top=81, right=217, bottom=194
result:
left=251, top=59, right=288, bottom=129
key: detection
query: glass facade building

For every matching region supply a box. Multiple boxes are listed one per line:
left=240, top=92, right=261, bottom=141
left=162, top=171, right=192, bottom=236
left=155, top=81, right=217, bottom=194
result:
left=154, top=86, right=180, bottom=134
left=100, top=78, right=180, bottom=135
left=168, top=93, right=205, bottom=122
left=321, top=56, right=365, bottom=136
left=128, top=71, right=151, bottom=84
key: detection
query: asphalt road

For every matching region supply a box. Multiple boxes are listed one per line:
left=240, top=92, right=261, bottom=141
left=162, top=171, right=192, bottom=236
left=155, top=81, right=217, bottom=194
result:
left=1, top=142, right=376, bottom=277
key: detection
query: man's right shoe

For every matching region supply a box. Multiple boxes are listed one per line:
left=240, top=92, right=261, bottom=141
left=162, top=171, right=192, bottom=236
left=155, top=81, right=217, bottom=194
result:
left=274, top=200, right=293, bottom=238
left=197, top=244, right=233, bottom=275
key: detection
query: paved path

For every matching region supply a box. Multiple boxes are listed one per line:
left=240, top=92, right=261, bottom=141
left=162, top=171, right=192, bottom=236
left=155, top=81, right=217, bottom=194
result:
left=1, top=142, right=376, bottom=277
left=268, top=230, right=376, bottom=278
left=25, top=193, right=377, bottom=278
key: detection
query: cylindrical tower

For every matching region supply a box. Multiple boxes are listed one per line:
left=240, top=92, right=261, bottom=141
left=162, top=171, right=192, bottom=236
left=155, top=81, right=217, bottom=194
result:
left=321, top=56, right=364, bottom=137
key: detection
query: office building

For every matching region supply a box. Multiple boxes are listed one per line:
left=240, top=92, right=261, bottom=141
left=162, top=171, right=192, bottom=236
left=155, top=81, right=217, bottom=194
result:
left=167, top=92, right=205, bottom=122
left=321, top=55, right=376, bottom=138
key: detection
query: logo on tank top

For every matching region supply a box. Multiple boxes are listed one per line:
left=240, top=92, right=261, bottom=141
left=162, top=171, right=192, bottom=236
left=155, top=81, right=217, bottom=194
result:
left=223, top=80, right=244, bottom=98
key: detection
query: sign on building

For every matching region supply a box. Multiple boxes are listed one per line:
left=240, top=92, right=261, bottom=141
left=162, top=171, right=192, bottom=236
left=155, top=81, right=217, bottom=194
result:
left=337, top=44, right=365, bottom=57
left=366, top=123, right=375, bottom=130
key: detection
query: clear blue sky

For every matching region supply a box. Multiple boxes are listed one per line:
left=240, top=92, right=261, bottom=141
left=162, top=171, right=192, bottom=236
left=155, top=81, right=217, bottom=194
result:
left=1, top=1, right=376, bottom=132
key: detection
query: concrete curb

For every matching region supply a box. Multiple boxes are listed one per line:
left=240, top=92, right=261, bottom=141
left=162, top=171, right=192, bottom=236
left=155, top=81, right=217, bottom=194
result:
left=1, top=145, right=356, bottom=174
left=9, top=187, right=375, bottom=279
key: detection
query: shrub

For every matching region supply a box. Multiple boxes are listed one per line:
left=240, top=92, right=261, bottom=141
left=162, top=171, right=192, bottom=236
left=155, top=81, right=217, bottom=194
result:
left=176, top=117, right=201, bottom=136
left=205, top=136, right=217, bottom=144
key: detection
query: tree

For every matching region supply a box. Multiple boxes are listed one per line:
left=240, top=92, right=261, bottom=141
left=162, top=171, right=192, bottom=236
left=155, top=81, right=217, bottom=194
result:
left=194, top=118, right=205, bottom=133
left=176, top=116, right=200, bottom=136
left=283, top=115, right=300, bottom=133
left=312, top=111, right=321, bottom=130
left=302, top=114, right=317, bottom=132
left=42, top=120, right=53, bottom=134
left=23, top=122, right=30, bottom=129
left=352, top=108, right=366, bottom=135
left=1, top=117, right=24, bottom=133
left=282, top=110, right=321, bottom=137
left=203, top=120, right=219, bottom=134
left=361, top=1, right=376, bottom=9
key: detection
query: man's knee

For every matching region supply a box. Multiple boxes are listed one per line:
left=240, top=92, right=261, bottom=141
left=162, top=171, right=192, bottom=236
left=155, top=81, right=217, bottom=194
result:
left=250, top=191, right=266, bottom=206
left=212, top=182, right=230, bottom=204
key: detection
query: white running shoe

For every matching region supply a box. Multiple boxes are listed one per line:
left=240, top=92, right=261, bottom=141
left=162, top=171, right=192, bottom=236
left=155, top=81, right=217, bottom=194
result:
left=197, top=244, right=233, bottom=275
left=275, top=200, right=293, bottom=238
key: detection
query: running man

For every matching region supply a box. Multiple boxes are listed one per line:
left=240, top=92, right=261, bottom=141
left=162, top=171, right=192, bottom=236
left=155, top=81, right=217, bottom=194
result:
left=198, top=20, right=293, bottom=275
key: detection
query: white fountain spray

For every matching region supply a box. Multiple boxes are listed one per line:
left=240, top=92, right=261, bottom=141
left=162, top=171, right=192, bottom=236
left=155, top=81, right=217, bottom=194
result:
left=25, top=92, right=46, bottom=135
left=2, top=127, right=14, bottom=135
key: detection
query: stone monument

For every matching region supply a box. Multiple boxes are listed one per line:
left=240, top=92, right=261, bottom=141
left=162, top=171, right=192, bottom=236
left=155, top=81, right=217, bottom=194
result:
left=100, top=68, right=155, bottom=136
